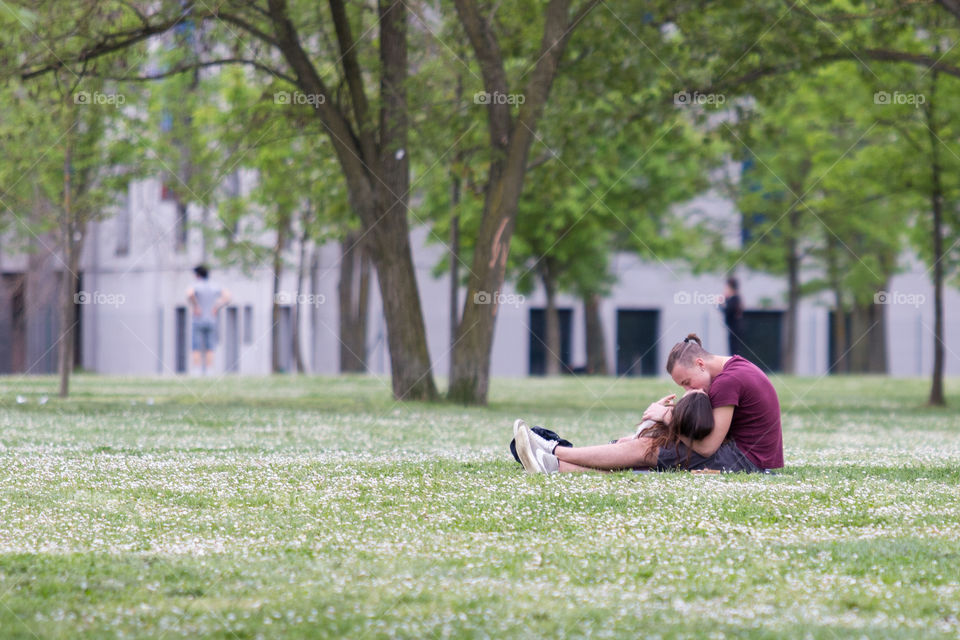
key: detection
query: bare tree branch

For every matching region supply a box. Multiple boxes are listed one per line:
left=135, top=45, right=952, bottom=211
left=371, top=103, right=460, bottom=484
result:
left=690, top=48, right=960, bottom=100
left=328, top=0, right=377, bottom=162
left=788, top=0, right=931, bottom=22
left=452, top=0, right=512, bottom=148
left=525, top=151, right=555, bottom=171
left=215, top=10, right=281, bottom=47
left=937, top=0, right=960, bottom=21
left=95, top=57, right=295, bottom=84
left=18, top=14, right=192, bottom=80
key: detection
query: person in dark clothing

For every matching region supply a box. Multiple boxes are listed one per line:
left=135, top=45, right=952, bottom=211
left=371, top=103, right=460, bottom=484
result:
left=721, top=277, right=744, bottom=356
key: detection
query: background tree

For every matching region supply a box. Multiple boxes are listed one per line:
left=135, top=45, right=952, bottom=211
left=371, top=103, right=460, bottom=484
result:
left=446, top=0, right=603, bottom=403
left=11, top=0, right=439, bottom=399
left=0, top=70, right=144, bottom=396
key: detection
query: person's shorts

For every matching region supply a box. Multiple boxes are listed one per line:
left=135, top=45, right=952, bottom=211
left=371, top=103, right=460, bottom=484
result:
left=652, top=440, right=761, bottom=473
left=192, top=320, right=218, bottom=351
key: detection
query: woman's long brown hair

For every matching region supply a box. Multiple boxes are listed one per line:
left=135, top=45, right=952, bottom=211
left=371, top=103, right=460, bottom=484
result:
left=643, top=391, right=715, bottom=455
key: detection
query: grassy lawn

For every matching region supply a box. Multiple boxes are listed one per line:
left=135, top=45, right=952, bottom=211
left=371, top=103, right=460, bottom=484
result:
left=1, top=373, right=960, bottom=638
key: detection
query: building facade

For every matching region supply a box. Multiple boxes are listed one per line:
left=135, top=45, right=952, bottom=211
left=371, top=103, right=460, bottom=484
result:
left=2, top=176, right=958, bottom=379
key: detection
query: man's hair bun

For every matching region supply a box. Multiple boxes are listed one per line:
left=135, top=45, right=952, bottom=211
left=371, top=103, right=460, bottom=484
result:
left=683, top=333, right=702, bottom=347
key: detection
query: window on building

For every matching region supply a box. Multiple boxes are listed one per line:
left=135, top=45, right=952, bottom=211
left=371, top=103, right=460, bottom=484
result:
left=740, top=310, right=784, bottom=373
left=175, top=306, right=188, bottom=373
left=175, top=202, right=188, bottom=252
left=528, top=308, right=573, bottom=376
left=278, top=306, right=294, bottom=372
left=115, top=191, right=131, bottom=256
left=243, top=305, right=253, bottom=345
left=616, top=309, right=660, bottom=376
left=225, top=306, right=240, bottom=373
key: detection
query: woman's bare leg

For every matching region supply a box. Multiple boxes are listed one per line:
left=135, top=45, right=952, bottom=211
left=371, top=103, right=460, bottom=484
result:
left=558, top=460, right=604, bottom=473
left=555, top=437, right=658, bottom=471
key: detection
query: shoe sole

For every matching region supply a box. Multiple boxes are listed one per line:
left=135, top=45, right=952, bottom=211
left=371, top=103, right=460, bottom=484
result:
left=513, top=419, right=541, bottom=473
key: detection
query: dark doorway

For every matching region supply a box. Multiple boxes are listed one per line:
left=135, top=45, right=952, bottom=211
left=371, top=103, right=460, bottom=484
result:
left=0, top=274, right=26, bottom=374
left=827, top=310, right=852, bottom=374
left=73, top=273, right=83, bottom=370
left=740, top=310, right=784, bottom=373
left=616, top=309, right=660, bottom=376
left=528, top=308, right=573, bottom=376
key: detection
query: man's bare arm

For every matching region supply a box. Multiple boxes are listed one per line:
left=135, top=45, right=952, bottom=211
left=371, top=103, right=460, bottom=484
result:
left=679, top=405, right=735, bottom=457
left=213, top=288, right=232, bottom=314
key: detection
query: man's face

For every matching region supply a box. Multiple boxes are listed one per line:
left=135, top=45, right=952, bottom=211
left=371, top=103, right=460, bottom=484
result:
left=670, top=360, right=711, bottom=393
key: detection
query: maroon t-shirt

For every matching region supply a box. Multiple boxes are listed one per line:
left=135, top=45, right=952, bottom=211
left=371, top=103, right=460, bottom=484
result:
left=707, top=356, right=783, bottom=469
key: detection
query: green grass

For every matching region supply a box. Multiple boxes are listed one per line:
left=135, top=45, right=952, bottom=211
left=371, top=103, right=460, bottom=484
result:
left=1, top=373, right=960, bottom=638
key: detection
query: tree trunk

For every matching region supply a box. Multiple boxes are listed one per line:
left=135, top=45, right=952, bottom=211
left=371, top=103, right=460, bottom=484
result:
left=542, top=262, right=562, bottom=376
left=268, top=0, right=436, bottom=399
left=368, top=0, right=436, bottom=400
left=271, top=219, right=287, bottom=373
left=448, top=0, right=594, bottom=404
left=58, top=100, right=79, bottom=398
left=783, top=225, right=800, bottom=375
left=926, top=71, right=946, bottom=406
left=831, top=297, right=849, bottom=374
left=584, top=292, right=609, bottom=375
left=309, top=245, right=321, bottom=372
left=448, top=211, right=460, bottom=382
left=367, top=216, right=437, bottom=399
left=824, top=232, right=849, bottom=374
left=847, top=302, right=869, bottom=373
left=867, top=286, right=888, bottom=374
left=338, top=230, right=370, bottom=373
left=291, top=218, right=308, bottom=374
left=449, top=73, right=464, bottom=384
left=848, top=299, right=887, bottom=374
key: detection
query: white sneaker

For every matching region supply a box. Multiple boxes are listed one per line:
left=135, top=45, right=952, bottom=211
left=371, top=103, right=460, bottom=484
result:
left=513, top=419, right=559, bottom=474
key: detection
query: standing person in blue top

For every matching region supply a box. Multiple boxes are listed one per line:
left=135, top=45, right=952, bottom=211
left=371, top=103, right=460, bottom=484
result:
left=186, top=265, right=232, bottom=376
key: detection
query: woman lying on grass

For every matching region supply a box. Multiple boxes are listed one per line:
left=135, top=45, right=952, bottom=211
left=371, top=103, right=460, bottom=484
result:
left=513, top=333, right=782, bottom=474
left=513, top=390, right=727, bottom=473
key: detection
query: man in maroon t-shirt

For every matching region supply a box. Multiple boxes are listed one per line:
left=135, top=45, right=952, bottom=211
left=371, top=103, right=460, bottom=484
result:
left=512, top=333, right=782, bottom=474
left=704, top=355, right=783, bottom=468
left=642, top=333, right=783, bottom=471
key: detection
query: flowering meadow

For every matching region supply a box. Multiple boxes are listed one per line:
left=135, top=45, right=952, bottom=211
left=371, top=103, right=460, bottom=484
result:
left=1, top=373, right=959, bottom=639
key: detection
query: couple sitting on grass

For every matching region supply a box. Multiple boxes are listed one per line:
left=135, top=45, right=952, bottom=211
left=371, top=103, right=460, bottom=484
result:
left=513, top=333, right=784, bottom=474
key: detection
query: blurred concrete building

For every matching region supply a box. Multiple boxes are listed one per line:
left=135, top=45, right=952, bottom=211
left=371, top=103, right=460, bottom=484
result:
left=1, top=175, right=958, bottom=378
